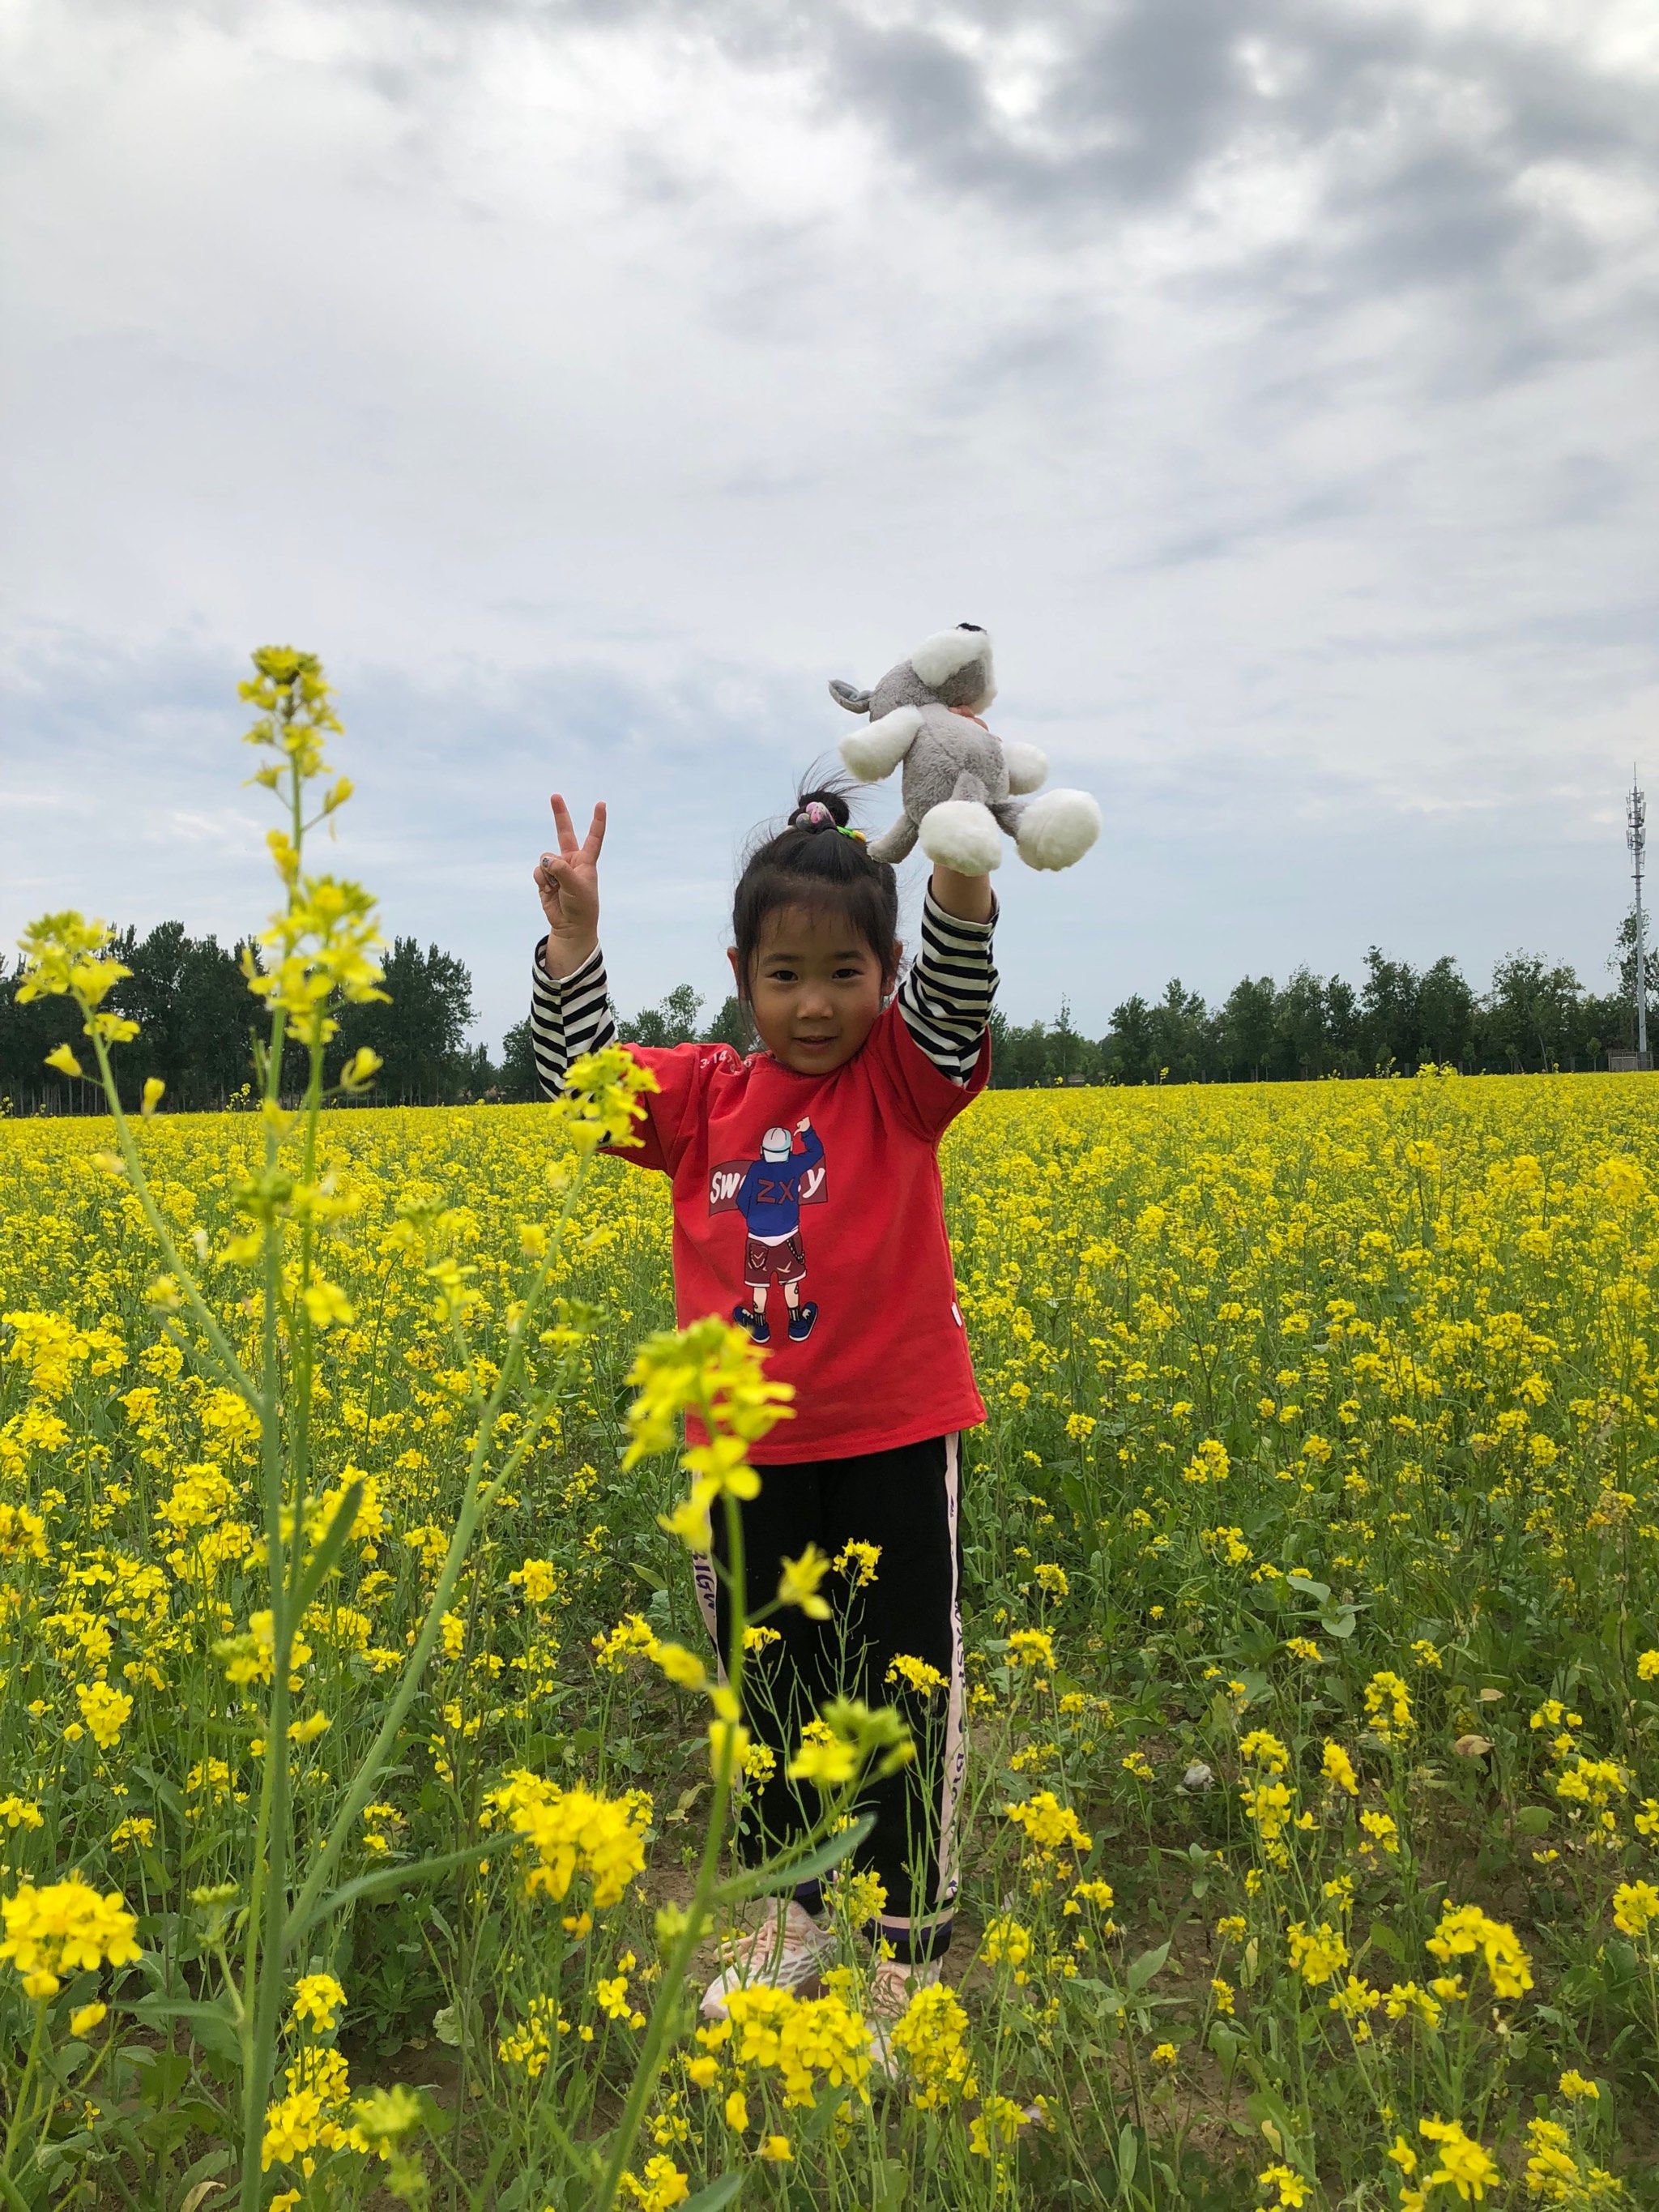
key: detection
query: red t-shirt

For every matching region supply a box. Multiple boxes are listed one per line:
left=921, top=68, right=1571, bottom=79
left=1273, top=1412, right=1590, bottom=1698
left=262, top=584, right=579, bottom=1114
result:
left=612, top=1005, right=988, bottom=1464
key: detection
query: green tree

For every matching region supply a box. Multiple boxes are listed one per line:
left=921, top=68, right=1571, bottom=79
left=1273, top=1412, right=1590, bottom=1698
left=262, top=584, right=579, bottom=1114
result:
left=987, top=1010, right=1044, bottom=1087
left=329, top=937, right=477, bottom=1103
left=988, top=1005, right=1103, bottom=1088
left=1048, top=997, right=1099, bottom=1083
left=1481, top=953, right=1584, bottom=1071
left=1324, top=975, right=1363, bottom=1074
left=1146, top=980, right=1211, bottom=1084
left=1217, top=976, right=1277, bottom=1079
left=0, top=953, right=92, bottom=1111
left=1361, top=948, right=1420, bottom=1071
left=498, top=1018, right=542, bottom=1101
left=1416, top=956, right=1477, bottom=1067
left=1272, top=967, right=1333, bottom=1079
left=622, top=984, right=703, bottom=1049
left=1, top=924, right=258, bottom=1112
left=110, top=920, right=260, bottom=1108
left=1103, top=994, right=1156, bottom=1084
left=702, top=995, right=750, bottom=1050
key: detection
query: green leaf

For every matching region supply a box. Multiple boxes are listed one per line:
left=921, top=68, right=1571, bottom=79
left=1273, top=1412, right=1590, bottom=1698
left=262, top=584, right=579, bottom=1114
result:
left=126, top=1996, right=241, bottom=2064
left=727, top=1814, right=876, bottom=1900
left=1367, top=1919, right=1405, bottom=1963
left=294, top=1477, right=365, bottom=1614
left=1285, top=1572, right=1330, bottom=1603
left=1516, top=1805, right=1553, bottom=1836
left=681, top=2179, right=745, bottom=2212
left=132, top=1766, right=186, bottom=1827
left=802, top=2085, right=847, bottom=2146
left=1320, top=1603, right=1358, bottom=1640
left=1244, top=2089, right=1311, bottom=2174
left=1125, top=1941, right=1171, bottom=1993
left=178, top=2148, right=232, bottom=2191
left=869, top=2157, right=909, bottom=2210
left=283, top=1838, right=497, bottom=1953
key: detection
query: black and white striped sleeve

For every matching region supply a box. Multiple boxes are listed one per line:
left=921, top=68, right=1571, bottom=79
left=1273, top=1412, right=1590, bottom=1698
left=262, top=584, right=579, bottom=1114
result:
left=529, top=941, right=620, bottom=1099
left=895, top=889, right=999, bottom=1086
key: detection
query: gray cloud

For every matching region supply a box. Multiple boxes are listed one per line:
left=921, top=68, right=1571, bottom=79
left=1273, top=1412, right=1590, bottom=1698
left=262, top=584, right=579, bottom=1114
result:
left=3, top=0, right=1657, bottom=1047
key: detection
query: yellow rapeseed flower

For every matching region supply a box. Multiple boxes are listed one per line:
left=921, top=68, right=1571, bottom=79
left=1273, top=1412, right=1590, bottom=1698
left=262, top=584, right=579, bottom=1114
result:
left=0, top=1877, right=141, bottom=2001
left=292, top=1973, right=347, bottom=2035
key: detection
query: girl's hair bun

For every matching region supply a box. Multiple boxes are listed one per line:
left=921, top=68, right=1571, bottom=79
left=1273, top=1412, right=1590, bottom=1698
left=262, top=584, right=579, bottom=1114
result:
left=731, top=770, right=898, bottom=1001
left=791, top=786, right=851, bottom=831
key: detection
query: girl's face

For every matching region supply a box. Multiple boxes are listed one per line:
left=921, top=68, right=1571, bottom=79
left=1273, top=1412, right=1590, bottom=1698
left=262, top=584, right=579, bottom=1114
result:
left=731, top=903, right=898, bottom=1076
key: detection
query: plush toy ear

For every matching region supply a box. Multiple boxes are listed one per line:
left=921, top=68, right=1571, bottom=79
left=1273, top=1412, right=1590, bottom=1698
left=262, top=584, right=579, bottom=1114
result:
left=911, top=626, right=993, bottom=689
left=828, top=679, right=872, bottom=714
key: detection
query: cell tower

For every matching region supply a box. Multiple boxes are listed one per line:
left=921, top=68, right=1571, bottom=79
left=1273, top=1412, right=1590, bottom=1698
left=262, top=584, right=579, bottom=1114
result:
left=1628, top=768, right=1648, bottom=1060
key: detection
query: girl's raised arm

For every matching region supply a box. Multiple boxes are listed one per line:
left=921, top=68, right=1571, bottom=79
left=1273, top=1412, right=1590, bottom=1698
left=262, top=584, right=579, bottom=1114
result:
left=928, top=857, right=995, bottom=925
left=535, top=794, right=607, bottom=980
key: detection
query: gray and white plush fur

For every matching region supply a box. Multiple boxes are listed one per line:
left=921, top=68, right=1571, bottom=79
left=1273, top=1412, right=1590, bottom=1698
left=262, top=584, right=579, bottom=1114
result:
left=829, top=624, right=1101, bottom=874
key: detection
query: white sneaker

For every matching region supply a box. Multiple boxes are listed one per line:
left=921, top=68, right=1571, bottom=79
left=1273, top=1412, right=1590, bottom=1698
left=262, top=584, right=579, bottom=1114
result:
left=699, top=1901, right=834, bottom=2020
left=864, top=1955, right=943, bottom=2084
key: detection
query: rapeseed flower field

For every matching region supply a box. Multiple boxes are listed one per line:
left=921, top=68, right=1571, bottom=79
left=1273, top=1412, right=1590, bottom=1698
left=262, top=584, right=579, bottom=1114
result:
left=3, top=654, right=1659, bottom=2207
left=8, top=1072, right=1659, bottom=2206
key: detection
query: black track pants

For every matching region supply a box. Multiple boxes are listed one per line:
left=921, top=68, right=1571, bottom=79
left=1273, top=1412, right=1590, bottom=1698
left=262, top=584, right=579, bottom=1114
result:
left=697, top=1433, right=966, bottom=1965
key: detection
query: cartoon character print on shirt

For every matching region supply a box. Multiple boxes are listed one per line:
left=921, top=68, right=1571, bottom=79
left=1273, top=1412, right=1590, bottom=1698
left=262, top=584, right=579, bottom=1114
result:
left=708, top=1117, right=827, bottom=1347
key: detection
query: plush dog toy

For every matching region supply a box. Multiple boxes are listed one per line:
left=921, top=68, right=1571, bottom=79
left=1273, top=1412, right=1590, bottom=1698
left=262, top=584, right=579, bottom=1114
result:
left=828, top=623, right=1101, bottom=873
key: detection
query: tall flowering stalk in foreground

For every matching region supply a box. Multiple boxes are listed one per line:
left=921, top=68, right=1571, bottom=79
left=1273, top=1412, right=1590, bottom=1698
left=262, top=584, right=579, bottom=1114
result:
left=15, top=650, right=656, bottom=2207
left=588, top=1317, right=911, bottom=2211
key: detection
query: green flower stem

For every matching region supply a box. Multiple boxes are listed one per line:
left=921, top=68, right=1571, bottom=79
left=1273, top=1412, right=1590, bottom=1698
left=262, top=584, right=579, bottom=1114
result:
left=236, top=1187, right=292, bottom=2208
left=284, top=1042, right=326, bottom=1593
left=77, top=989, right=284, bottom=2210
left=238, top=757, right=331, bottom=2205
left=284, top=1159, right=590, bottom=1946
left=0, top=2000, right=45, bottom=2182
left=588, top=1477, right=748, bottom=2212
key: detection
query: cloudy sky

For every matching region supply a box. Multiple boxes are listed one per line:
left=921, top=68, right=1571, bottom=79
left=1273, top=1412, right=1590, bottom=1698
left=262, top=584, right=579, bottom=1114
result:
left=3, top=0, right=1657, bottom=1048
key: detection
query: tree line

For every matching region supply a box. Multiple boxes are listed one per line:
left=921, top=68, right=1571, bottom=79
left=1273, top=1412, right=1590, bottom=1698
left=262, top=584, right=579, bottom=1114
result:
left=1, top=925, right=486, bottom=1113
left=3, top=913, right=1650, bottom=1113
left=990, top=949, right=1626, bottom=1090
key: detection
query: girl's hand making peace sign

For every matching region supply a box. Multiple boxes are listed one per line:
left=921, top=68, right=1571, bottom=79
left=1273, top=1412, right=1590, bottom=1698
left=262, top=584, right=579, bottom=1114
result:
left=535, top=795, right=607, bottom=980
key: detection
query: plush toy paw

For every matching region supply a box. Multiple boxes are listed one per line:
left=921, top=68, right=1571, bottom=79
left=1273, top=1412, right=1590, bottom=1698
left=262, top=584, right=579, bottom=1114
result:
left=919, top=799, right=1004, bottom=874
left=1015, top=788, right=1102, bottom=871
left=839, top=705, right=923, bottom=784
left=1002, top=741, right=1048, bottom=796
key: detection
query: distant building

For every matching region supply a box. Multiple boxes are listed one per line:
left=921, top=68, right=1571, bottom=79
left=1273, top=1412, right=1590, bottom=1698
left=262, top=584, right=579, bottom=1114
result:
left=1608, top=1051, right=1653, bottom=1071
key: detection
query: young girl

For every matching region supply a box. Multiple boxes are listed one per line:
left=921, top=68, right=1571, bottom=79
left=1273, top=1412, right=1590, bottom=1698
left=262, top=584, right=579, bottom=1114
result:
left=528, top=780, right=998, bottom=2036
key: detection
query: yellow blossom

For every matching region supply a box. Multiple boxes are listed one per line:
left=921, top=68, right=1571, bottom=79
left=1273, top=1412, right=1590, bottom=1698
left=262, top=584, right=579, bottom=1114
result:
left=0, top=1877, right=141, bottom=2001
left=1426, top=1902, right=1533, bottom=2001
left=1418, top=2117, right=1499, bottom=2202
left=292, top=1973, right=347, bottom=2035
left=1321, top=1741, right=1359, bottom=1795
left=778, top=1544, right=833, bottom=1619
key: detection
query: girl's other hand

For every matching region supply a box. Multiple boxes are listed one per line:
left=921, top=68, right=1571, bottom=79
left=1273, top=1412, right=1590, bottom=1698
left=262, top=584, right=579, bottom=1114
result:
left=535, top=795, right=606, bottom=980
